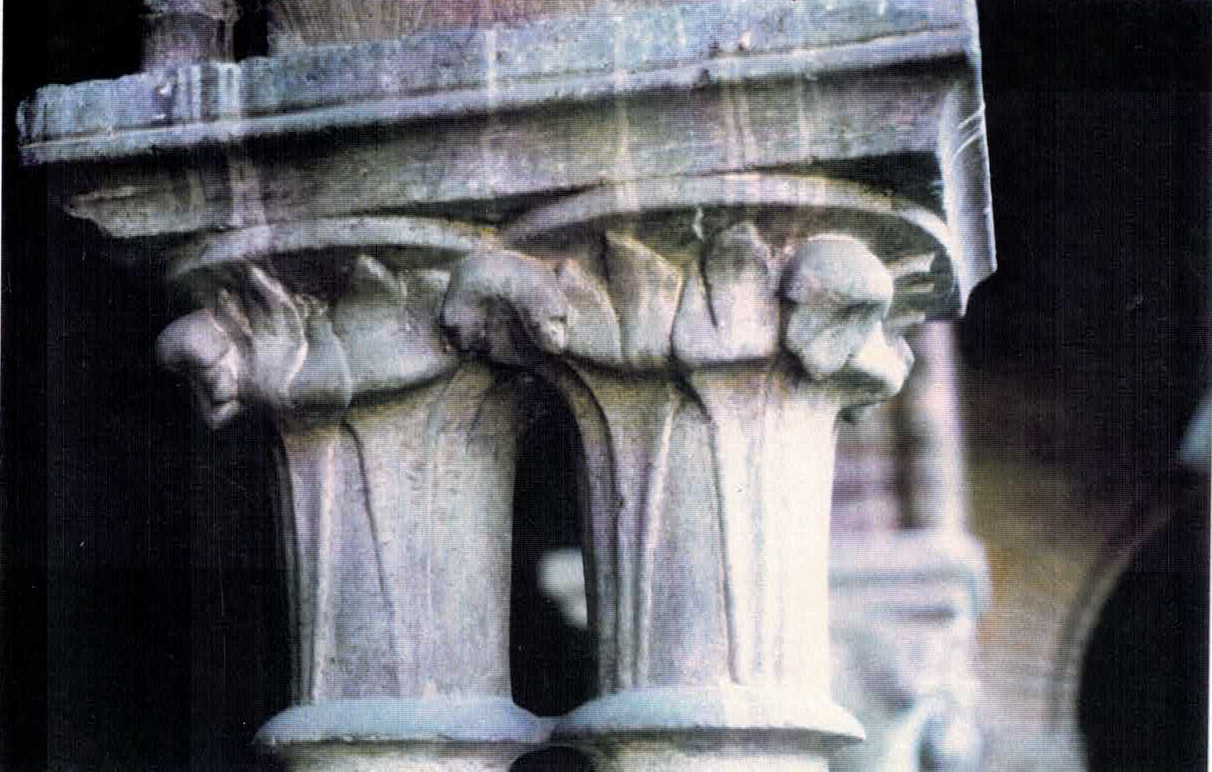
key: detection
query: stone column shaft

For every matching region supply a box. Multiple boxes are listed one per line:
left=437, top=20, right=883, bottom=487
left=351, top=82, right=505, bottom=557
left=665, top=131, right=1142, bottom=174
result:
left=153, top=221, right=551, bottom=770
left=421, top=171, right=963, bottom=771
left=896, top=323, right=971, bottom=531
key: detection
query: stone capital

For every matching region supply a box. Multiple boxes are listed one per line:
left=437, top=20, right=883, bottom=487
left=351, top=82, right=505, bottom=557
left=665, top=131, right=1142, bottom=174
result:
left=20, top=1, right=996, bottom=769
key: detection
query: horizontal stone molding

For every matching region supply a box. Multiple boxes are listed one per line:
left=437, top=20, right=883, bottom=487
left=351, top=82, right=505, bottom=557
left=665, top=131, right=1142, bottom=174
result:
left=829, top=529, right=992, bottom=613
left=555, top=686, right=864, bottom=743
left=19, top=0, right=976, bottom=161
left=156, top=174, right=976, bottom=426
left=504, top=173, right=971, bottom=316
left=255, top=696, right=554, bottom=746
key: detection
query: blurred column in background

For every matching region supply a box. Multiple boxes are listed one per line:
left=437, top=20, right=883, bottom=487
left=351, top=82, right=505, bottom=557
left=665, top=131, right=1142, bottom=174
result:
left=830, top=323, right=989, bottom=772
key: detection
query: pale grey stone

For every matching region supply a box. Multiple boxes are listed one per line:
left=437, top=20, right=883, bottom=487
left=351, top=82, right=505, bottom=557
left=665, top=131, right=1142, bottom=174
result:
left=21, top=1, right=996, bottom=769
left=20, top=0, right=975, bottom=158
left=442, top=247, right=570, bottom=365
left=782, top=234, right=897, bottom=384
left=600, top=232, right=683, bottom=371
left=148, top=182, right=983, bottom=772
left=671, top=221, right=780, bottom=368
left=894, top=323, right=973, bottom=529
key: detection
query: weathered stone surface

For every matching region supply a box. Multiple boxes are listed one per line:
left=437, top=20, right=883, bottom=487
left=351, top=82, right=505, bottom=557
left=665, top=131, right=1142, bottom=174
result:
left=256, top=695, right=550, bottom=771
left=159, top=217, right=493, bottom=423
left=540, top=320, right=991, bottom=772
left=157, top=218, right=551, bottom=769
left=537, top=527, right=992, bottom=772
left=150, top=173, right=981, bottom=769
left=600, top=232, right=683, bottom=370
left=21, top=0, right=975, bottom=154
left=21, top=1, right=996, bottom=769
left=18, top=1, right=994, bottom=308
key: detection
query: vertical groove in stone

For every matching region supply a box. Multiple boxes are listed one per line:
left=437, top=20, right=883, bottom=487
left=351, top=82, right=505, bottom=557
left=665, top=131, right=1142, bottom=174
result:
left=341, top=378, right=446, bottom=697
left=272, top=433, right=302, bottom=702
left=310, top=428, right=338, bottom=701
left=416, top=364, right=502, bottom=694
left=345, top=417, right=408, bottom=695
left=420, top=382, right=443, bottom=692
left=691, top=367, right=783, bottom=686
left=700, top=380, right=747, bottom=684
left=755, top=365, right=776, bottom=684
left=612, top=424, right=633, bottom=692
left=633, top=392, right=677, bottom=686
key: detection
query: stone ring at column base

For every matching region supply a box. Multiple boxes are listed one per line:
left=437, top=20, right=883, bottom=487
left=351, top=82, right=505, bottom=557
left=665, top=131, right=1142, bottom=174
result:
left=555, top=686, right=864, bottom=772
left=255, top=696, right=553, bottom=772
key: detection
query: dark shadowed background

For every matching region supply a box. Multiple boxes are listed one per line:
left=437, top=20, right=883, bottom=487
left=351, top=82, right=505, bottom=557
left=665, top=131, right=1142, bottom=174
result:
left=2, top=1, right=1208, bottom=769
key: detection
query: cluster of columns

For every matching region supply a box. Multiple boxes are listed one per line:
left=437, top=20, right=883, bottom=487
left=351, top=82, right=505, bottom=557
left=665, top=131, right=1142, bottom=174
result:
left=160, top=181, right=947, bottom=771
left=20, top=1, right=995, bottom=769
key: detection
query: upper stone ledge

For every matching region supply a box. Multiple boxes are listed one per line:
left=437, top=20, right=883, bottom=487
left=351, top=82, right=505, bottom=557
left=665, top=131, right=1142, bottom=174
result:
left=18, top=0, right=979, bottom=166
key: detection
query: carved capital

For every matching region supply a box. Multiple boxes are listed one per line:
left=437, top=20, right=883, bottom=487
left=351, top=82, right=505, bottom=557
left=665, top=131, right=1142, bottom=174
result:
left=384, top=172, right=967, bottom=768
left=24, top=0, right=998, bottom=768
left=156, top=217, right=552, bottom=766
left=439, top=174, right=950, bottom=401
left=155, top=217, right=499, bottom=426
left=147, top=172, right=981, bottom=772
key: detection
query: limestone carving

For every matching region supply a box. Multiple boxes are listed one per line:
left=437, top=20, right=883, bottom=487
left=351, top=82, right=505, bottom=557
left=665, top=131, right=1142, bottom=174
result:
left=158, top=255, right=462, bottom=426
left=159, top=219, right=551, bottom=770
left=407, top=175, right=955, bottom=771
left=22, top=1, right=996, bottom=768
left=151, top=173, right=962, bottom=771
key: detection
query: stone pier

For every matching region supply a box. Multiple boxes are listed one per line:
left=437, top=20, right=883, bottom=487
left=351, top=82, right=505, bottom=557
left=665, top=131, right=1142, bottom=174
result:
left=19, top=1, right=994, bottom=769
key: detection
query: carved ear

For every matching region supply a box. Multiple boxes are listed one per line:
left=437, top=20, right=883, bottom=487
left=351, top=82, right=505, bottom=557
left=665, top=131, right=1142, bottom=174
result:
left=442, top=247, right=568, bottom=364
left=780, top=234, right=896, bottom=382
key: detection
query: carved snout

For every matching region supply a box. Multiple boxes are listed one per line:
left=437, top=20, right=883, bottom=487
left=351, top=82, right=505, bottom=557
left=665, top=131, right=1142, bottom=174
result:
left=442, top=248, right=569, bottom=364
left=157, top=308, right=245, bottom=428
left=781, top=234, right=911, bottom=400
left=156, top=264, right=326, bottom=426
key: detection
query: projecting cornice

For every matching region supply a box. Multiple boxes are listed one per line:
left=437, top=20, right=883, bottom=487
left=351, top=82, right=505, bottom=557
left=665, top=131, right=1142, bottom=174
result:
left=17, top=0, right=993, bottom=312
left=19, top=0, right=976, bottom=163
